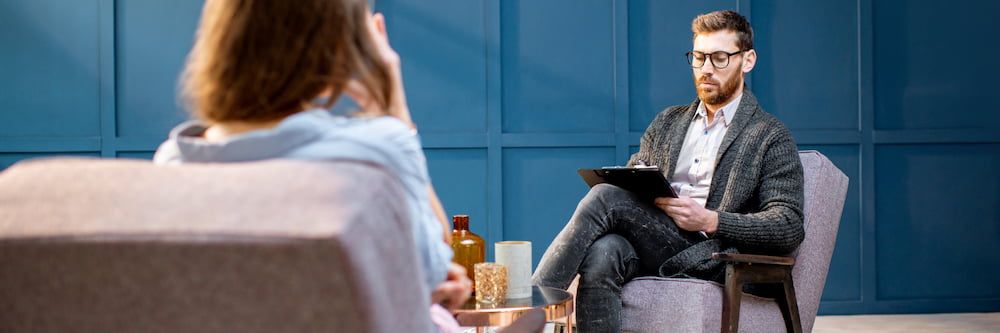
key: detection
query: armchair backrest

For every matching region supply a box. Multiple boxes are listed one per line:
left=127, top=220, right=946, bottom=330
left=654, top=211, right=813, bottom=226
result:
left=791, top=151, right=849, bottom=332
left=0, top=158, right=434, bottom=333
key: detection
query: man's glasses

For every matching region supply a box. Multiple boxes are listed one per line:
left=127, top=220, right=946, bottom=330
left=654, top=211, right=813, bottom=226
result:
left=685, top=50, right=746, bottom=69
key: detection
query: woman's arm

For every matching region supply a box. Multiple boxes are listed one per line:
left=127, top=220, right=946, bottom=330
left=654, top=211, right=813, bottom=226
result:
left=428, top=185, right=451, bottom=243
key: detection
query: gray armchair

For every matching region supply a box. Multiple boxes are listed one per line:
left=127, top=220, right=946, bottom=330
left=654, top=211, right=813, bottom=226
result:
left=0, top=158, right=435, bottom=333
left=620, top=150, right=849, bottom=333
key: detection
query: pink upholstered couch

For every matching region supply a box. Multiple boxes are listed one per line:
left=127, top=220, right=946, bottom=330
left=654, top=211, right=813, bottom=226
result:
left=0, top=158, right=435, bottom=332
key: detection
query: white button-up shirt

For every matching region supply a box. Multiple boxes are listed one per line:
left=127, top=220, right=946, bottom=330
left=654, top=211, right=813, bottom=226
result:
left=671, top=93, right=743, bottom=207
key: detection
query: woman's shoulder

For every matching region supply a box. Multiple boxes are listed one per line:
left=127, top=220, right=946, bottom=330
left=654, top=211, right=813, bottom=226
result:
left=317, top=116, right=417, bottom=152
left=291, top=111, right=423, bottom=166
left=301, top=110, right=414, bottom=141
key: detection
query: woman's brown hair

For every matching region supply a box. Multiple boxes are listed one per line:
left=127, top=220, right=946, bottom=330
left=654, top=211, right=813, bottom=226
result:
left=182, top=0, right=392, bottom=123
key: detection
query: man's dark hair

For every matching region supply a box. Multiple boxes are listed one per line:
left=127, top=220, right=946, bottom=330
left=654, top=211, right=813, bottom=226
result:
left=692, top=10, right=754, bottom=51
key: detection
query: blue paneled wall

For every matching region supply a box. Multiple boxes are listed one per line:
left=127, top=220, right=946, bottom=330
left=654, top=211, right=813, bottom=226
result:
left=2, top=0, right=998, bottom=315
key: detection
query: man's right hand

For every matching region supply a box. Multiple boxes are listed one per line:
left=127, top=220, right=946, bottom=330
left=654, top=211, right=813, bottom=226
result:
left=431, top=263, right=472, bottom=309
left=654, top=196, right=719, bottom=234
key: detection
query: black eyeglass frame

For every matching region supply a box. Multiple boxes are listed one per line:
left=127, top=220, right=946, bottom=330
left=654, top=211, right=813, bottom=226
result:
left=685, top=50, right=747, bottom=69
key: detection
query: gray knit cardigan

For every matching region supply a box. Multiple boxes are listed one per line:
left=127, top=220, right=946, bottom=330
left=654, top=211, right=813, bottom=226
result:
left=627, top=89, right=805, bottom=281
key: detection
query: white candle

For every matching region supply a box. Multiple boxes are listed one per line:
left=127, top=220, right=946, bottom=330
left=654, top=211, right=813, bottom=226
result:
left=495, top=241, right=532, bottom=299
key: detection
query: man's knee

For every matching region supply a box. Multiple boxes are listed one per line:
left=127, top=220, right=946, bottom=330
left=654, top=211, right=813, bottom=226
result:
left=580, top=184, right=635, bottom=215
left=588, top=183, right=629, bottom=199
left=579, top=234, right=638, bottom=285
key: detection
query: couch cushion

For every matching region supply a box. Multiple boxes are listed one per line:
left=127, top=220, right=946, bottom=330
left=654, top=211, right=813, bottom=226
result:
left=621, top=277, right=785, bottom=333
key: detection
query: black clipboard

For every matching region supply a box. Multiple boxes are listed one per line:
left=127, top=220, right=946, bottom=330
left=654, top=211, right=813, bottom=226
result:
left=577, top=167, right=678, bottom=199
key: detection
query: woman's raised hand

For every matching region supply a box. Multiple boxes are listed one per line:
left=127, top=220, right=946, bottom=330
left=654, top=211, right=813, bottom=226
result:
left=344, top=13, right=414, bottom=129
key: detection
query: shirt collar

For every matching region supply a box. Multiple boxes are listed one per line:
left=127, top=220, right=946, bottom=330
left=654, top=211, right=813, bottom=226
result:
left=167, top=109, right=330, bottom=163
left=695, top=92, right=743, bottom=126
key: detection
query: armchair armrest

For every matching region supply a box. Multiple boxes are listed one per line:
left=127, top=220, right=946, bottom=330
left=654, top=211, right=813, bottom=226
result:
left=715, top=252, right=803, bottom=333
left=711, top=253, right=795, bottom=266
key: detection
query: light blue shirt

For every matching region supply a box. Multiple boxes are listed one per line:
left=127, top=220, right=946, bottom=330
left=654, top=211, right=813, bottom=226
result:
left=154, top=109, right=453, bottom=289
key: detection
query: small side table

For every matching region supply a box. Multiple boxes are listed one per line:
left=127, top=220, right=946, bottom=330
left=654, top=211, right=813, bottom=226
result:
left=452, top=286, right=574, bottom=333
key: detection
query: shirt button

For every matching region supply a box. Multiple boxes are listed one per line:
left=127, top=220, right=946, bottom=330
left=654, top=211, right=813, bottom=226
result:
left=695, top=158, right=700, bottom=163
left=703, top=130, right=708, bottom=135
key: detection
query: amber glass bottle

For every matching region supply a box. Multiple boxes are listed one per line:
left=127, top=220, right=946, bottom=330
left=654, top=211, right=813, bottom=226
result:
left=450, top=214, right=485, bottom=291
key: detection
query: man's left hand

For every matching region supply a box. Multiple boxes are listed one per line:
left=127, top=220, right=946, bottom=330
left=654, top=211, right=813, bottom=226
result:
left=654, top=197, right=719, bottom=234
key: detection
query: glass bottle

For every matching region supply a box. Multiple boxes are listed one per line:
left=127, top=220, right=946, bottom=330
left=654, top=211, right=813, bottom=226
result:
left=450, top=214, right=485, bottom=292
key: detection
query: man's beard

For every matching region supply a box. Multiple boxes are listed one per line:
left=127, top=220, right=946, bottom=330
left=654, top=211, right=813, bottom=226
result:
left=695, top=73, right=742, bottom=106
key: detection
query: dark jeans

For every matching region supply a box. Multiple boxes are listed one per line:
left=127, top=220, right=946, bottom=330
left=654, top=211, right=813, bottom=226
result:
left=532, top=184, right=704, bottom=332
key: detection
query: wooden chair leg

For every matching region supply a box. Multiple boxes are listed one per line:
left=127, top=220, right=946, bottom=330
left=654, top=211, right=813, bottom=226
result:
left=775, top=269, right=803, bottom=333
left=721, top=265, right=743, bottom=333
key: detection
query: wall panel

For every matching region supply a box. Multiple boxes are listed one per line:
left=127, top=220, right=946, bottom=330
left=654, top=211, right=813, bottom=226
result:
left=0, top=0, right=101, bottom=138
left=753, top=1, right=859, bottom=130
left=426, top=148, right=490, bottom=241
left=114, top=0, right=202, bottom=138
left=873, top=0, right=1000, bottom=130
left=501, top=0, right=615, bottom=133
left=875, top=144, right=1000, bottom=300
left=502, top=147, right=616, bottom=264
left=382, top=0, right=488, bottom=133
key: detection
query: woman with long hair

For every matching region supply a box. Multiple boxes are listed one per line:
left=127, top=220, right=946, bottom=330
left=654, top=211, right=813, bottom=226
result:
left=153, top=0, right=474, bottom=328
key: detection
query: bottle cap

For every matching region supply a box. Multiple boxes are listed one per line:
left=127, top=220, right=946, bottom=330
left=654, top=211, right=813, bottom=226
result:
left=453, top=215, right=470, bottom=230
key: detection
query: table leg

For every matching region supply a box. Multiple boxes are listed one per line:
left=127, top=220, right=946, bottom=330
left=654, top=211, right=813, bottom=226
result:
left=475, top=327, right=486, bottom=333
left=565, top=311, right=572, bottom=333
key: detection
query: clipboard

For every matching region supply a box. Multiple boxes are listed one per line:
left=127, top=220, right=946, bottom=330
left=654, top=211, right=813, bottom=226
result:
left=577, top=166, right=678, bottom=199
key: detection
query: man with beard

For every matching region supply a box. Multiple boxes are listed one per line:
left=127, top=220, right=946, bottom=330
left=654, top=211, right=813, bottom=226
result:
left=532, top=10, right=805, bottom=332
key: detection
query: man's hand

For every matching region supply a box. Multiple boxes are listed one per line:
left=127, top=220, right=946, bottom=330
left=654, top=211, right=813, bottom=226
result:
left=654, top=197, right=719, bottom=234
left=430, top=263, right=472, bottom=309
